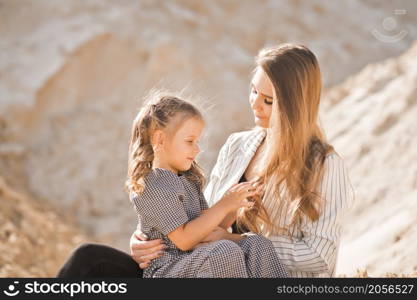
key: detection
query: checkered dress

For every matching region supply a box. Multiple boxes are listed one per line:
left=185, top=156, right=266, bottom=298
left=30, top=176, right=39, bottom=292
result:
left=131, top=168, right=288, bottom=278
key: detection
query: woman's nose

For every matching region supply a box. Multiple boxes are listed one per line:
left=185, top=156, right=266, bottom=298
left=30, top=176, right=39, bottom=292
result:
left=250, top=94, right=263, bottom=111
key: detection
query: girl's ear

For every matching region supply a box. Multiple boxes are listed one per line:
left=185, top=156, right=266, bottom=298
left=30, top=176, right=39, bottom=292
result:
left=152, top=130, right=165, bottom=152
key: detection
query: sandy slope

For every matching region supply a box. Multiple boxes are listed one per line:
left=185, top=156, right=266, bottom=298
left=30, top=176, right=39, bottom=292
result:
left=322, top=41, right=417, bottom=276
left=1, top=1, right=416, bottom=276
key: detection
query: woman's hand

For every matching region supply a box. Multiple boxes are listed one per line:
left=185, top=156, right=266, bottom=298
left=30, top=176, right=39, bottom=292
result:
left=129, top=228, right=167, bottom=269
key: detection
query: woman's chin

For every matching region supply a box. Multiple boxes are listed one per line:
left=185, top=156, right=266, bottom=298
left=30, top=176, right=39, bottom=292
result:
left=254, top=118, right=269, bottom=128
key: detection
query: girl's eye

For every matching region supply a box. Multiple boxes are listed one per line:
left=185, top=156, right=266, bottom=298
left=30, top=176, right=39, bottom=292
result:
left=264, top=99, right=273, bottom=105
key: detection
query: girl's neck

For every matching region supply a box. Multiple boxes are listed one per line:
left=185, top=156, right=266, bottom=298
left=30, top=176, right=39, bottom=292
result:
left=152, top=161, right=178, bottom=175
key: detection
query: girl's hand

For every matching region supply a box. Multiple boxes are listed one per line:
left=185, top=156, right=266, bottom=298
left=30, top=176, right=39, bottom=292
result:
left=220, top=182, right=259, bottom=211
left=130, top=228, right=167, bottom=269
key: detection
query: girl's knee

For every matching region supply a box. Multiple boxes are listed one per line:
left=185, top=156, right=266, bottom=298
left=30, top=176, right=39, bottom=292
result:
left=209, top=240, right=245, bottom=259
left=241, top=234, right=274, bottom=249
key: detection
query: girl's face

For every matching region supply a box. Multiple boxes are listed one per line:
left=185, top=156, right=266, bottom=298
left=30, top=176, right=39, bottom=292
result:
left=155, top=117, right=204, bottom=174
left=249, top=67, right=274, bottom=128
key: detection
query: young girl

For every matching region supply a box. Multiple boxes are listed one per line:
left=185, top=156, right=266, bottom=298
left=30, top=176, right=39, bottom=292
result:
left=125, top=92, right=288, bottom=278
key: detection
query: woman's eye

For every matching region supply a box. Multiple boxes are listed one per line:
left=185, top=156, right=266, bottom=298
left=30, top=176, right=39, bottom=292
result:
left=264, top=99, right=273, bottom=105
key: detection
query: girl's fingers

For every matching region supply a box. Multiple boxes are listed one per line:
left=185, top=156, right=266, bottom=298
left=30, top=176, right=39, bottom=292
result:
left=241, top=199, right=255, bottom=208
left=235, top=182, right=255, bottom=193
left=228, top=182, right=255, bottom=194
left=243, top=189, right=259, bottom=198
left=228, top=183, right=242, bottom=192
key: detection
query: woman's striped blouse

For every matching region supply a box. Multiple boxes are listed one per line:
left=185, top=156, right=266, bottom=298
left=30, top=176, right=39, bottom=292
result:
left=204, top=127, right=355, bottom=277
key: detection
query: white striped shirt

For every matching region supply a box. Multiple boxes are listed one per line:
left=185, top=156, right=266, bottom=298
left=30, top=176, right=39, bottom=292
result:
left=204, top=127, right=355, bottom=277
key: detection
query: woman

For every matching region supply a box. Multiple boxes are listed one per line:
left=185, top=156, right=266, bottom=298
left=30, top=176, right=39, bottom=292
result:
left=57, top=43, right=354, bottom=278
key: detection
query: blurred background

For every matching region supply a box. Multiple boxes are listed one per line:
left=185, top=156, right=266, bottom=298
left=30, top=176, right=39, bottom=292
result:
left=1, top=0, right=416, bottom=277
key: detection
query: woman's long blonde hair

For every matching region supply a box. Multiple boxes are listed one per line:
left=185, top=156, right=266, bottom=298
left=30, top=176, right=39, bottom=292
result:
left=125, top=90, right=206, bottom=196
left=237, top=44, right=335, bottom=236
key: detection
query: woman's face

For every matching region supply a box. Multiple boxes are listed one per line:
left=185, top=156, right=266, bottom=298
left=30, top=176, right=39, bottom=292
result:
left=249, top=67, right=274, bottom=128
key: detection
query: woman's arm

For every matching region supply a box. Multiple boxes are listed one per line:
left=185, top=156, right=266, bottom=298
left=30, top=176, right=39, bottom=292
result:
left=129, top=227, right=166, bottom=269
left=270, top=155, right=355, bottom=274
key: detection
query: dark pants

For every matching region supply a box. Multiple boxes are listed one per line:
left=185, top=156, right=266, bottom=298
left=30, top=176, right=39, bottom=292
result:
left=57, top=243, right=143, bottom=278
left=57, top=223, right=246, bottom=278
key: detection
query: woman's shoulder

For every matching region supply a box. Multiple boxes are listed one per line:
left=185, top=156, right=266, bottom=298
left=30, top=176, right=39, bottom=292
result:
left=322, top=150, right=346, bottom=170
left=224, top=127, right=266, bottom=147
left=324, top=150, right=345, bottom=163
left=321, top=151, right=355, bottom=208
left=322, top=151, right=354, bottom=192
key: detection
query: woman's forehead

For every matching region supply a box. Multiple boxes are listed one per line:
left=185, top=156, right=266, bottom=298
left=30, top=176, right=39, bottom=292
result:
left=252, top=68, right=274, bottom=98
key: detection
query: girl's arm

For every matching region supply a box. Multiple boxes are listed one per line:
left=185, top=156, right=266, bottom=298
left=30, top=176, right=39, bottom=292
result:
left=201, top=208, right=237, bottom=230
left=218, top=211, right=238, bottom=230
left=217, top=185, right=261, bottom=230
left=191, top=228, right=245, bottom=249
left=168, top=200, right=231, bottom=251
left=168, top=182, right=257, bottom=251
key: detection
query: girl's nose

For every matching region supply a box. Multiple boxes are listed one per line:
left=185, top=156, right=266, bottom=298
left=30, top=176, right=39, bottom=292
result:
left=194, top=143, right=201, bottom=154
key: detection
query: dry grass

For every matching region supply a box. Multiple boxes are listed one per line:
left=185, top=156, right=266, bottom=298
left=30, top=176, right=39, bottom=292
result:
left=0, top=175, right=94, bottom=277
left=339, top=269, right=417, bottom=278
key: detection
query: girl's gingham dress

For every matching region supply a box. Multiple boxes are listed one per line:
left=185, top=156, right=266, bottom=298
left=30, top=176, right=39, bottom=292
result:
left=131, top=168, right=288, bottom=278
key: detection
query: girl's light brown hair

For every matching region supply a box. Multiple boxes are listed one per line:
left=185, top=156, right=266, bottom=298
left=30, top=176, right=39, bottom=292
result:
left=237, top=44, right=335, bottom=236
left=125, top=90, right=206, bottom=196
